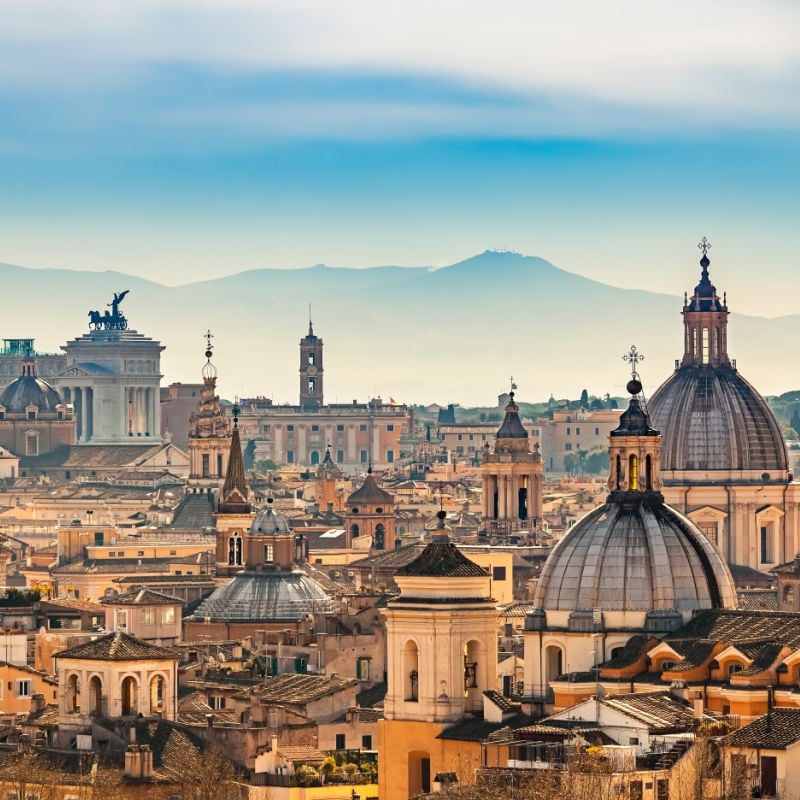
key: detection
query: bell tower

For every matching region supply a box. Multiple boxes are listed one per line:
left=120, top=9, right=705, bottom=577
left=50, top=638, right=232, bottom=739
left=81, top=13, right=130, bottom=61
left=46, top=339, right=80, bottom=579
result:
left=480, top=384, right=542, bottom=537
left=681, top=237, right=731, bottom=368
left=299, top=315, right=324, bottom=411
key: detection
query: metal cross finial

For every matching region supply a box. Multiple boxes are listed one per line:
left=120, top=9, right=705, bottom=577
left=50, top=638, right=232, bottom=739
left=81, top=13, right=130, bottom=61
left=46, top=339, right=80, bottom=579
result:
left=623, top=345, right=645, bottom=380
left=510, top=375, right=518, bottom=393
left=698, top=237, right=711, bottom=257
left=205, top=330, right=214, bottom=348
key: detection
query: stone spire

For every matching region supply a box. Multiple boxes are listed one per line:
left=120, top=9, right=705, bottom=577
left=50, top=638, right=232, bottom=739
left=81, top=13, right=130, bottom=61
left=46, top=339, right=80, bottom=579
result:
left=219, top=402, right=251, bottom=513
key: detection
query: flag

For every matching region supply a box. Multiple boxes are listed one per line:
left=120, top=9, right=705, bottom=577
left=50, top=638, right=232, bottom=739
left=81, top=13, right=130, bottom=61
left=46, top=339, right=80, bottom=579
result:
left=389, top=397, right=397, bottom=405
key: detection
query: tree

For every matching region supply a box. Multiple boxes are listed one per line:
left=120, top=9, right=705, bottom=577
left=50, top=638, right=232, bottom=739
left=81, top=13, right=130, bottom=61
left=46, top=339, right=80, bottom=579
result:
left=580, top=389, right=589, bottom=407
left=171, top=744, right=244, bottom=800
left=0, top=748, right=61, bottom=800
left=791, top=406, right=800, bottom=438
left=243, top=439, right=256, bottom=469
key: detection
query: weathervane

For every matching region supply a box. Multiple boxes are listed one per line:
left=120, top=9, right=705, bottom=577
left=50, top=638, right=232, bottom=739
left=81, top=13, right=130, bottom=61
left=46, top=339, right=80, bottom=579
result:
left=698, top=237, right=711, bottom=257
left=623, top=345, right=645, bottom=381
left=204, top=330, right=214, bottom=359
left=510, top=375, right=517, bottom=394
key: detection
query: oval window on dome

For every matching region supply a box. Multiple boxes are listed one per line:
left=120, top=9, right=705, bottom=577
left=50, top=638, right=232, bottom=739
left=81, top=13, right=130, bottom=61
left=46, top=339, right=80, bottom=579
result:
left=375, top=507, right=383, bottom=514
left=762, top=473, right=771, bottom=481
left=351, top=507, right=359, bottom=514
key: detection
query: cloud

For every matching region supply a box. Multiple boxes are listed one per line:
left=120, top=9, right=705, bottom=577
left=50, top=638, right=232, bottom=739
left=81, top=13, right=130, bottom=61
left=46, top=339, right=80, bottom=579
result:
left=0, top=0, right=798, bottom=140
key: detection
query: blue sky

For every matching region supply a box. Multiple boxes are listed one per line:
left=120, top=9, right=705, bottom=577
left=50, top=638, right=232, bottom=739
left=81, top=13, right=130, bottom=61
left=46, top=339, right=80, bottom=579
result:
left=1, top=1, right=799, bottom=316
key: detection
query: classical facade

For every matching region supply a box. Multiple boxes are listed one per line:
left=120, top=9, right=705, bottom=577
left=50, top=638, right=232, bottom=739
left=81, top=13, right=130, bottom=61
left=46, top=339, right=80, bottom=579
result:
left=0, top=352, right=75, bottom=457
left=236, top=322, right=411, bottom=471
left=480, top=392, right=543, bottom=536
left=648, top=241, right=800, bottom=572
left=49, top=294, right=164, bottom=445
left=524, top=373, right=737, bottom=712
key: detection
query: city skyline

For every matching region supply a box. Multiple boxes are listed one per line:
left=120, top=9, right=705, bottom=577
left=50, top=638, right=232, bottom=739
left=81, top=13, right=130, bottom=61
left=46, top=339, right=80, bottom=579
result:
left=1, top=2, right=799, bottom=317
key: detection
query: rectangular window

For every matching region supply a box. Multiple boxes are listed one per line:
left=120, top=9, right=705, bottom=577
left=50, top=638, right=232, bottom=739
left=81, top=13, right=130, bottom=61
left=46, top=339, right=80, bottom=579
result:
left=575, top=427, right=580, bottom=435
left=287, top=424, right=294, bottom=431
left=162, top=607, right=176, bottom=624
left=595, top=427, right=600, bottom=435
left=26, top=434, right=38, bottom=456
left=202, top=453, right=210, bottom=477
left=337, top=424, right=344, bottom=432
left=15, top=680, right=32, bottom=698
left=109, top=552, right=116, bottom=557
left=311, top=424, right=319, bottom=432
left=360, top=424, right=367, bottom=431
left=565, top=443, right=572, bottom=451
left=295, top=656, right=308, bottom=674
left=360, top=450, right=368, bottom=463
left=115, top=610, right=127, bottom=630
left=458, top=434, right=462, bottom=441
left=387, top=424, right=394, bottom=432
left=209, top=695, right=226, bottom=710
left=761, top=525, right=772, bottom=563
left=356, top=657, right=370, bottom=681
left=142, top=608, right=154, bottom=625
left=387, top=450, right=394, bottom=463
left=337, top=450, right=344, bottom=463
left=264, top=544, right=274, bottom=563
left=117, top=551, right=125, bottom=557
left=566, top=427, right=571, bottom=435
left=263, top=425, right=271, bottom=434
left=362, top=735, right=372, bottom=750
left=137, top=550, right=145, bottom=557
left=286, top=450, right=294, bottom=463
left=335, top=733, right=346, bottom=750
left=492, top=566, right=506, bottom=581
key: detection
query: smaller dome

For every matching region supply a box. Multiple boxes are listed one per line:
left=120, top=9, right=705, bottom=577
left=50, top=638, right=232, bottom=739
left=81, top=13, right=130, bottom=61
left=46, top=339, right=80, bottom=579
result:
left=495, top=391, right=528, bottom=440
left=0, top=374, right=62, bottom=413
left=346, top=471, right=394, bottom=505
left=250, top=500, right=292, bottom=536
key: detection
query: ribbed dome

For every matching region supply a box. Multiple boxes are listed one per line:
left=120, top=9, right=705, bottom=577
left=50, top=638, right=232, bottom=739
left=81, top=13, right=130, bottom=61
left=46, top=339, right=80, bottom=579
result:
left=534, top=500, right=737, bottom=613
left=0, top=375, right=62, bottom=412
left=250, top=503, right=292, bottom=535
left=192, top=571, right=334, bottom=622
left=649, top=368, right=787, bottom=473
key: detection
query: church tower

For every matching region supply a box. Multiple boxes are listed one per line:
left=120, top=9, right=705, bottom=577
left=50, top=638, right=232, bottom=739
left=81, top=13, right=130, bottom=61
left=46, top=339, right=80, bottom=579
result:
left=187, top=332, right=231, bottom=493
left=299, top=318, right=324, bottom=411
left=214, top=404, right=254, bottom=577
left=344, top=468, right=395, bottom=550
left=480, top=388, right=542, bottom=537
left=379, top=511, right=497, bottom=800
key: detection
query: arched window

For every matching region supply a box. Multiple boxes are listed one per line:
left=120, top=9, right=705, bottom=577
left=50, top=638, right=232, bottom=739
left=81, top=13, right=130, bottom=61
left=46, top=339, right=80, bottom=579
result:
left=121, top=676, right=138, bottom=716
left=783, top=584, right=795, bottom=607
left=310, top=450, right=320, bottom=466
left=403, top=640, right=419, bottom=702
left=645, top=455, right=652, bottom=490
left=544, top=645, right=564, bottom=683
left=615, top=455, right=621, bottom=489
left=89, top=675, right=103, bottom=717
left=150, top=675, right=165, bottom=713
left=67, top=674, right=79, bottom=713
left=374, top=524, right=385, bottom=550
left=351, top=523, right=359, bottom=539
left=728, top=662, right=744, bottom=677
left=228, top=532, right=243, bottom=566
left=629, top=454, right=638, bottom=490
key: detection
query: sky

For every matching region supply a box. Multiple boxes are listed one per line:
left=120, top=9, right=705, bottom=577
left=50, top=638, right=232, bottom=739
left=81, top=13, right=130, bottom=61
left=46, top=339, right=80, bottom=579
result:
left=1, top=1, right=799, bottom=316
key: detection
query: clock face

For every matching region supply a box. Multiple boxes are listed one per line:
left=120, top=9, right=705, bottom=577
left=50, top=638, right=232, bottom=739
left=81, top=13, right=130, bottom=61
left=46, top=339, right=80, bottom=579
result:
left=307, top=365, right=318, bottom=376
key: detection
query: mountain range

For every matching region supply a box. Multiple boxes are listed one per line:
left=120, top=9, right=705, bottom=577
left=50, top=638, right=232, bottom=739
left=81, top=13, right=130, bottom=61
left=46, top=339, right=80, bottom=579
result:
left=1, top=251, right=795, bottom=407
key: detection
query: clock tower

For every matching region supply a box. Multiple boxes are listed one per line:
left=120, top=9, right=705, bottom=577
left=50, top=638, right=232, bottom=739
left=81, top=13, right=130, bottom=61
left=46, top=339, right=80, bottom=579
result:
left=299, top=319, right=324, bottom=411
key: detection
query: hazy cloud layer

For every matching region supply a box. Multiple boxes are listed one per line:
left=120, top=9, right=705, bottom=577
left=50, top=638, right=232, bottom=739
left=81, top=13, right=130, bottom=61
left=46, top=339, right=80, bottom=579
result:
left=0, top=1, right=798, bottom=140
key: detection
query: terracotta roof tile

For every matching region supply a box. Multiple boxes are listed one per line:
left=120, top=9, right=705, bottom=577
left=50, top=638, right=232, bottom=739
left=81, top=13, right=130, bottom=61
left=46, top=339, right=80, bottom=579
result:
left=724, top=709, right=800, bottom=750
left=56, top=631, right=180, bottom=661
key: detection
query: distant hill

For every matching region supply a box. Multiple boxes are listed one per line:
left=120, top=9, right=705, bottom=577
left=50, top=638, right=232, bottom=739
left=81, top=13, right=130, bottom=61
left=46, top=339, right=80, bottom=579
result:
left=1, top=250, right=797, bottom=406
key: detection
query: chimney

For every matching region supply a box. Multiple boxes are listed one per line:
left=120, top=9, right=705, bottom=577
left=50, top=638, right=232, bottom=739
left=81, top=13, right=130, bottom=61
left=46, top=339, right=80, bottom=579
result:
left=124, top=745, right=154, bottom=781
left=795, top=553, right=800, bottom=573
left=206, top=713, right=214, bottom=727
left=693, top=690, right=704, bottom=720
left=29, top=694, right=46, bottom=715
left=327, top=503, right=334, bottom=513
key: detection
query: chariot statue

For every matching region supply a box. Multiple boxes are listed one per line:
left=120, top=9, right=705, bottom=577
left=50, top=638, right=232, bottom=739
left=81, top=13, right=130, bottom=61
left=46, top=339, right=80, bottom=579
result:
left=88, top=290, right=129, bottom=331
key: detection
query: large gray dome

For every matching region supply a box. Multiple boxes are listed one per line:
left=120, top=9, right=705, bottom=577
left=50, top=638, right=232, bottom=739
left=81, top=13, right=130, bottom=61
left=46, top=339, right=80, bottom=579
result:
left=192, top=571, right=334, bottom=622
left=649, top=367, right=787, bottom=475
left=534, top=499, right=737, bottom=614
